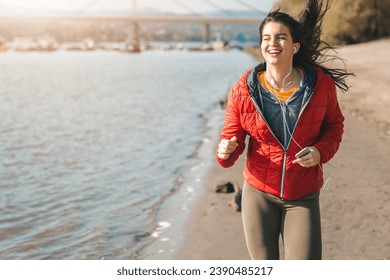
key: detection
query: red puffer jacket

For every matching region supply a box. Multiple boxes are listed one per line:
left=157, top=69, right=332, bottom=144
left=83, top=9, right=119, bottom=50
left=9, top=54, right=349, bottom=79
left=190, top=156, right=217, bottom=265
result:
left=216, top=66, right=344, bottom=200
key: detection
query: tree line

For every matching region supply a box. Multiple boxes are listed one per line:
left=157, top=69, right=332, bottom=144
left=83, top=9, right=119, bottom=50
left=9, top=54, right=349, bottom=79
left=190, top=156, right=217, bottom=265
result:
left=277, top=0, right=390, bottom=45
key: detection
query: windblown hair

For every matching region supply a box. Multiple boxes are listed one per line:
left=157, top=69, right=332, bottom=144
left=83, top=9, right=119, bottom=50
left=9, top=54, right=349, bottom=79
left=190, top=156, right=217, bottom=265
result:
left=259, top=0, right=354, bottom=92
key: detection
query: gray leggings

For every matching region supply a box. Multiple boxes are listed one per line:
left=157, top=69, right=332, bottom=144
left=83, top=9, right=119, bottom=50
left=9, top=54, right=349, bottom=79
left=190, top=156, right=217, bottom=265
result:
left=242, top=182, right=322, bottom=260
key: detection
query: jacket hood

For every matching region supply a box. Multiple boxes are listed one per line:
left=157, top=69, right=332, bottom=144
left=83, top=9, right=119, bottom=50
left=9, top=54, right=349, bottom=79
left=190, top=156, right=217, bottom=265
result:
left=246, top=62, right=318, bottom=98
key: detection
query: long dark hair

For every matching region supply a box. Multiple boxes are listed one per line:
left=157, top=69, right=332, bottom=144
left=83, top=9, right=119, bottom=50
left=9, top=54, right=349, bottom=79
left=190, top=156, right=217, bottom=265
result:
left=259, top=0, right=354, bottom=92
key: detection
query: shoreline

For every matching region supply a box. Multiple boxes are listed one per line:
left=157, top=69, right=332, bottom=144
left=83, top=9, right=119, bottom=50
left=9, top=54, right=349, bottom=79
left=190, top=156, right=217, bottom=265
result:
left=174, top=39, right=390, bottom=260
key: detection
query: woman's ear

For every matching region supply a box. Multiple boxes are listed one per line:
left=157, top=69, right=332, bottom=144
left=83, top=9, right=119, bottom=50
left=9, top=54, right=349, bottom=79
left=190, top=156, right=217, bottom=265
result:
left=293, top=43, right=300, bottom=54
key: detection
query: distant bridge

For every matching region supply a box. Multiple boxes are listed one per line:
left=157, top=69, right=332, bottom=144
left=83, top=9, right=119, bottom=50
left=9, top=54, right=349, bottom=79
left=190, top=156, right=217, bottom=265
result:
left=72, top=15, right=263, bottom=43
left=2, top=14, right=262, bottom=43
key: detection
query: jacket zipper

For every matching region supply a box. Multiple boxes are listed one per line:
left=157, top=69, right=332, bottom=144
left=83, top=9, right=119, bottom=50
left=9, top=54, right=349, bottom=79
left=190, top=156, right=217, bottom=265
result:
left=249, top=94, right=286, bottom=198
left=250, top=89, right=315, bottom=199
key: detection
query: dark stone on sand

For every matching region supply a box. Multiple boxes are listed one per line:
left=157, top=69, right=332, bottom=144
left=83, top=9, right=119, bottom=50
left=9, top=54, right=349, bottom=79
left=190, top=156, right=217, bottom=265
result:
left=215, top=181, right=235, bottom=193
left=228, top=187, right=242, bottom=212
left=219, top=98, right=227, bottom=109
left=215, top=181, right=242, bottom=212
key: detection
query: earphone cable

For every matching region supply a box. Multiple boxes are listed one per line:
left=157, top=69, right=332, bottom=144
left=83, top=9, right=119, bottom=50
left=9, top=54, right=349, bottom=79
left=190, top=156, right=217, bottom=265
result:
left=270, top=76, right=340, bottom=190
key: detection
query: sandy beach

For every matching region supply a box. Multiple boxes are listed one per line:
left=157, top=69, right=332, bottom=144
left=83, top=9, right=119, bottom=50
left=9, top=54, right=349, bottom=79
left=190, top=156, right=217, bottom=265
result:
left=175, top=39, right=390, bottom=260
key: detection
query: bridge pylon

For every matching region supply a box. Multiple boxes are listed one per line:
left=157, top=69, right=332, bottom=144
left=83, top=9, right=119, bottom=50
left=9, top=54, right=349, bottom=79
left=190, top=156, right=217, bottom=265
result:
left=203, top=23, right=211, bottom=43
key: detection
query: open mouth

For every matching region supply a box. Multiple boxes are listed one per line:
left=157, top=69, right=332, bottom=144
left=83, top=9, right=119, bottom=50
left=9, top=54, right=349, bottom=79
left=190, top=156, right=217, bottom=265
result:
left=268, top=49, right=282, bottom=55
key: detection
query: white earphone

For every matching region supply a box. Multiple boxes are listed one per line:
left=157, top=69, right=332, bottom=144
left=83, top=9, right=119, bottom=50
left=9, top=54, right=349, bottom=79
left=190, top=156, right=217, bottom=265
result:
left=293, top=47, right=298, bottom=54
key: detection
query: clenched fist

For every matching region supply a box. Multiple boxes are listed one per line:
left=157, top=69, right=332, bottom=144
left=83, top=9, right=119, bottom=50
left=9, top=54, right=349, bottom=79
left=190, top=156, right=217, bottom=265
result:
left=217, top=136, right=238, bottom=160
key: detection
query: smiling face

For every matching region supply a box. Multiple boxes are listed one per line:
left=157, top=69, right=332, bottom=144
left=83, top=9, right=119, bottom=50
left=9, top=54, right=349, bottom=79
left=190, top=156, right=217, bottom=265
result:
left=260, top=21, right=299, bottom=66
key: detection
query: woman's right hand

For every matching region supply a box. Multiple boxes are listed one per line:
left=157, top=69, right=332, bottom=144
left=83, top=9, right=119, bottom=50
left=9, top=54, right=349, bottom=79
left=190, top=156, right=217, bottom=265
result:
left=217, top=136, right=238, bottom=160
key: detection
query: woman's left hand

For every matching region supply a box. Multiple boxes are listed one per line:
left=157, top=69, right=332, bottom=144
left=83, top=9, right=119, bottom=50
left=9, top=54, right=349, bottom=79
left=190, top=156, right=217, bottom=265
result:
left=293, top=146, right=321, bottom=167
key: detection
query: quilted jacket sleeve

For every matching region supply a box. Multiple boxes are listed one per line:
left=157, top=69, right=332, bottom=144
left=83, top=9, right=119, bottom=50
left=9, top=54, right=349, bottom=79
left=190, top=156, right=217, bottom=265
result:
left=216, top=83, right=247, bottom=168
left=314, top=80, right=345, bottom=164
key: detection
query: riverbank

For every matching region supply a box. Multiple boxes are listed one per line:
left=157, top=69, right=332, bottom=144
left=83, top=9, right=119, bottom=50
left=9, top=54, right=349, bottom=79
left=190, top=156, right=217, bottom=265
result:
left=174, top=39, right=390, bottom=260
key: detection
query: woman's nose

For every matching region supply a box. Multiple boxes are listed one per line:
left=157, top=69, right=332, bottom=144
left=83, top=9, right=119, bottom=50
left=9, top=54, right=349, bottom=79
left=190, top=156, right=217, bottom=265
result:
left=269, top=37, right=278, bottom=46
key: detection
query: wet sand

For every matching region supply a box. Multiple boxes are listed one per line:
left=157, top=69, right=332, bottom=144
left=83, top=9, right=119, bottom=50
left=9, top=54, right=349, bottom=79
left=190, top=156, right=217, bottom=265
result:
left=175, top=39, right=390, bottom=260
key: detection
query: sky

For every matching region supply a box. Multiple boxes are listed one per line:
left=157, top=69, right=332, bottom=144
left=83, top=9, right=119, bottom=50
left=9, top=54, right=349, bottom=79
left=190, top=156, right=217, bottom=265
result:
left=0, top=0, right=276, bottom=15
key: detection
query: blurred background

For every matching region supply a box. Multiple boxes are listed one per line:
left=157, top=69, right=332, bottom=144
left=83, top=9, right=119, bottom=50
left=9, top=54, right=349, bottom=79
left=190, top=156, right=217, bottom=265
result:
left=0, top=0, right=389, bottom=52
